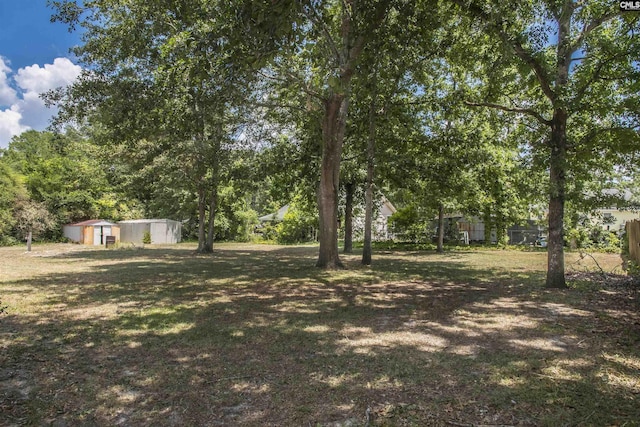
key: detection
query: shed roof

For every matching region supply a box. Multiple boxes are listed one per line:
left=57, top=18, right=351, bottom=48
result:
left=118, top=219, right=180, bottom=224
left=67, top=219, right=117, bottom=227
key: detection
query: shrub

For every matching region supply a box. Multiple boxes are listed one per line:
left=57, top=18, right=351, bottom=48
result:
left=276, top=204, right=317, bottom=244
left=142, top=230, right=151, bottom=244
left=628, top=260, right=640, bottom=277
left=389, top=205, right=430, bottom=243
left=234, top=209, right=259, bottom=242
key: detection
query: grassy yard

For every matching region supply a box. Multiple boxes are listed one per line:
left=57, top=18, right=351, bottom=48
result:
left=1, top=243, right=638, bottom=426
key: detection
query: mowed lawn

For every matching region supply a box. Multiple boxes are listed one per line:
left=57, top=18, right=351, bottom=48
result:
left=1, top=243, right=638, bottom=426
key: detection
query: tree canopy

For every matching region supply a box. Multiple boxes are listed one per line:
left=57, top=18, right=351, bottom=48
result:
left=28, top=0, right=640, bottom=287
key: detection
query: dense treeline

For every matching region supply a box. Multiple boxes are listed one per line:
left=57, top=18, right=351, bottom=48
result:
left=2, top=0, right=637, bottom=288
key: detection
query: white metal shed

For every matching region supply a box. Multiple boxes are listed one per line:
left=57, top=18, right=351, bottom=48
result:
left=118, top=219, right=182, bottom=244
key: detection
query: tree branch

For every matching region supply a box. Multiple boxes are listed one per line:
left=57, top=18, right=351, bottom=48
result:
left=573, top=51, right=630, bottom=104
left=465, top=101, right=552, bottom=126
left=569, top=11, right=621, bottom=57
left=301, top=0, right=342, bottom=64
left=342, top=0, right=391, bottom=79
left=508, top=36, right=556, bottom=103
left=450, top=0, right=556, bottom=103
left=251, top=101, right=308, bottom=113
left=257, top=69, right=324, bottom=101
left=572, top=125, right=640, bottom=151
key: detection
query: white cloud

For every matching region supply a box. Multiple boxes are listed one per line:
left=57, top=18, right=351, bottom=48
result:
left=0, top=57, right=18, bottom=106
left=0, top=108, right=28, bottom=146
left=14, top=58, right=81, bottom=94
left=0, top=57, right=82, bottom=148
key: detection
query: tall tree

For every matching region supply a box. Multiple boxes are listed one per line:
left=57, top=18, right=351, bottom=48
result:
left=0, top=161, right=27, bottom=243
left=254, top=0, right=395, bottom=268
left=49, top=0, right=271, bottom=253
left=14, top=200, right=55, bottom=251
left=453, top=0, right=640, bottom=287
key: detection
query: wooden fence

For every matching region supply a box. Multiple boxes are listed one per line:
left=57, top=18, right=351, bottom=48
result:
left=627, top=219, right=640, bottom=265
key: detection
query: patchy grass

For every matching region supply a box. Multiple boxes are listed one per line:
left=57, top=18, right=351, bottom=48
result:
left=1, top=243, right=638, bottom=426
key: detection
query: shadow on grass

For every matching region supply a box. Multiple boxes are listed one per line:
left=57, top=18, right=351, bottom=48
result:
left=1, top=245, right=638, bottom=426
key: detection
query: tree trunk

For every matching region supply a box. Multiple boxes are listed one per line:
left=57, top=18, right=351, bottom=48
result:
left=545, top=7, right=571, bottom=289
left=362, top=179, right=373, bottom=265
left=362, top=74, right=377, bottom=266
left=203, top=154, right=219, bottom=254
left=546, top=109, right=568, bottom=288
left=26, top=230, right=32, bottom=252
left=316, top=94, right=347, bottom=269
left=437, top=203, right=444, bottom=253
left=496, top=214, right=508, bottom=246
left=317, top=0, right=378, bottom=268
left=196, top=186, right=206, bottom=253
left=203, top=180, right=218, bottom=254
left=344, top=182, right=354, bottom=253
left=483, top=210, right=492, bottom=244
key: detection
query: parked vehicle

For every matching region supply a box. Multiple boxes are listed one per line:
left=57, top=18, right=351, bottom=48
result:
left=534, top=236, right=547, bottom=247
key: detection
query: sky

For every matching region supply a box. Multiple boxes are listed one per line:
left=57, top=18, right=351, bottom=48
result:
left=0, top=1, right=83, bottom=148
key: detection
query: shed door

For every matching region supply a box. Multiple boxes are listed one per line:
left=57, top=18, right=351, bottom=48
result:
left=93, top=227, right=101, bottom=245
left=93, top=226, right=112, bottom=245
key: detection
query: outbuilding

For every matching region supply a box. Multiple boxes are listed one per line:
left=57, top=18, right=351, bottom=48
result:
left=63, top=220, right=120, bottom=245
left=118, top=219, right=182, bottom=245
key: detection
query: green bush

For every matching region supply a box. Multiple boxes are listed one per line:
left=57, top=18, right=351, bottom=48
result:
left=276, top=204, right=317, bottom=244
left=142, top=230, right=151, bottom=244
left=0, top=235, right=19, bottom=246
left=565, top=227, right=592, bottom=249
left=389, top=205, right=430, bottom=243
left=627, top=260, right=640, bottom=277
left=234, top=209, right=259, bottom=242
left=597, top=232, right=621, bottom=253
left=259, top=223, right=279, bottom=242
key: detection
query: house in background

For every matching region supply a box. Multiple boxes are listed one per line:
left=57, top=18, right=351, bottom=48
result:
left=118, top=219, right=182, bottom=244
left=258, top=205, right=290, bottom=223
left=350, top=196, right=397, bottom=241
left=259, top=197, right=397, bottom=241
left=594, top=207, right=640, bottom=233
left=592, top=189, right=640, bottom=233
left=435, top=214, right=544, bottom=245
left=63, top=220, right=120, bottom=245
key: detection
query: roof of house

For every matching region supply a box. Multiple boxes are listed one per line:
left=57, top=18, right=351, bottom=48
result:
left=258, top=205, right=290, bottom=222
left=67, top=219, right=117, bottom=227
left=381, top=196, right=397, bottom=215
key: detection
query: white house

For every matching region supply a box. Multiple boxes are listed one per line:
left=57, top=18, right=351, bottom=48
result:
left=594, top=207, right=640, bottom=233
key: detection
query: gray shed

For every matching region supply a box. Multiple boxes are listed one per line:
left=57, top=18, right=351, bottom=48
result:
left=118, top=219, right=182, bottom=244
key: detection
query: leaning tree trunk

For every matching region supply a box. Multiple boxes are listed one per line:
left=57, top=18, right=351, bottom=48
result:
left=344, top=182, right=354, bottom=253
left=546, top=109, right=568, bottom=288
left=437, top=203, right=445, bottom=253
left=316, top=94, right=347, bottom=268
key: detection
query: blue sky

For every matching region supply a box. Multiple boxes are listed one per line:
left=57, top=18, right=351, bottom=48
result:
left=0, top=1, right=83, bottom=148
